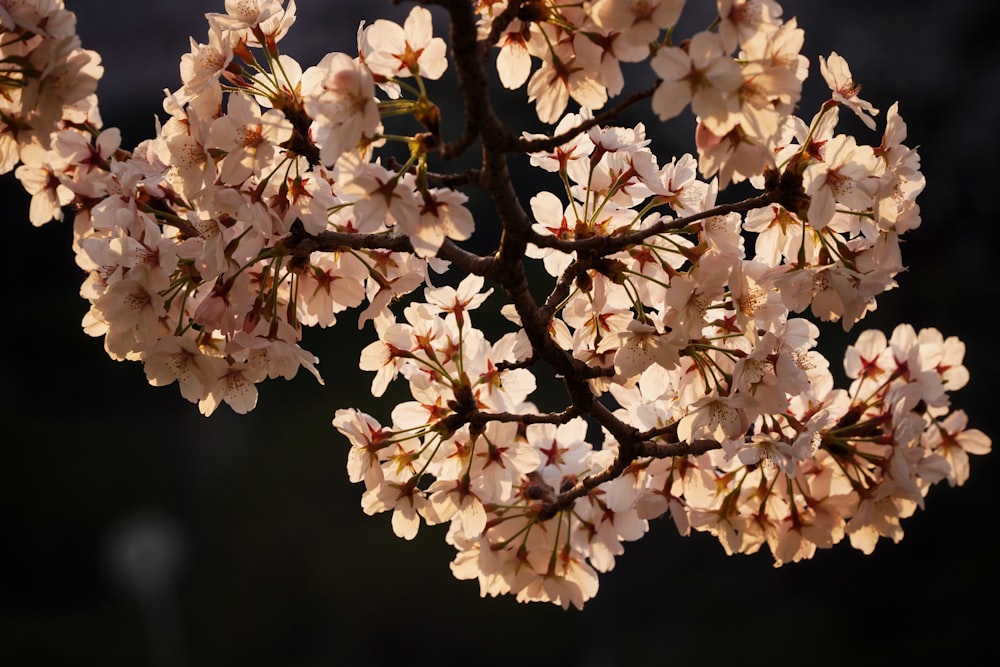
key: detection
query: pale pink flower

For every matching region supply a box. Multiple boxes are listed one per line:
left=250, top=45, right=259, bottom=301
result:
left=89, top=264, right=167, bottom=361
left=739, top=15, right=808, bottom=93
left=365, top=479, right=429, bottom=541
left=843, top=328, right=893, bottom=386
left=737, top=434, right=802, bottom=477
left=575, top=477, right=649, bottom=572
left=526, top=418, right=594, bottom=483
left=767, top=494, right=848, bottom=566
left=179, top=24, right=232, bottom=98
left=295, top=251, right=367, bottom=328
left=29, top=41, right=104, bottom=138
left=0, top=0, right=71, bottom=35
left=357, top=266, right=425, bottom=330
left=688, top=502, right=766, bottom=556
left=358, top=313, right=418, bottom=397
left=572, top=28, right=647, bottom=98
left=803, top=134, right=877, bottom=229
left=333, top=408, right=390, bottom=489
left=914, top=327, right=970, bottom=392
left=845, top=493, right=910, bottom=555
left=695, top=120, right=776, bottom=187
left=744, top=203, right=810, bottom=266
left=0, top=94, right=27, bottom=174
left=590, top=0, right=684, bottom=46
left=401, top=187, right=475, bottom=258
left=523, top=110, right=596, bottom=176
left=650, top=31, right=742, bottom=134
left=716, top=0, right=783, bottom=52
left=801, top=264, right=880, bottom=331
left=198, top=357, right=269, bottom=416
left=253, top=0, right=297, bottom=46
left=469, top=422, right=542, bottom=501
left=677, top=392, right=758, bottom=446
left=873, top=102, right=924, bottom=233
left=819, top=51, right=879, bottom=130
left=425, top=478, right=487, bottom=535
left=360, top=6, right=448, bottom=80
left=663, top=255, right=730, bottom=340
left=14, top=142, right=74, bottom=226
left=526, top=190, right=577, bottom=277
left=604, top=320, right=683, bottom=382
left=341, top=161, right=420, bottom=234
left=207, top=92, right=292, bottom=185
left=924, top=411, right=991, bottom=487
left=234, top=319, right=323, bottom=385
left=143, top=336, right=228, bottom=404
left=526, top=31, right=607, bottom=123
left=424, top=274, right=492, bottom=325
left=495, top=22, right=532, bottom=89
left=301, top=52, right=381, bottom=165
left=208, top=0, right=284, bottom=32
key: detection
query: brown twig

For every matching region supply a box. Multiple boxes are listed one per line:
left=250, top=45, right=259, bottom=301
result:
left=511, top=83, right=660, bottom=154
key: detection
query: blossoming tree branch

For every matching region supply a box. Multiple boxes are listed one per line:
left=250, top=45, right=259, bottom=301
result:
left=3, top=0, right=991, bottom=609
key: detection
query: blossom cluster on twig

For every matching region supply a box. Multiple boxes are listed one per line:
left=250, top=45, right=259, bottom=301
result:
left=3, top=0, right=990, bottom=610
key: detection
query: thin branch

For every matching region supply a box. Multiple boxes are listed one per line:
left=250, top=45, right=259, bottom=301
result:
left=538, top=438, right=721, bottom=520
left=385, top=155, right=482, bottom=188
left=469, top=406, right=581, bottom=428
left=528, top=191, right=780, bottom=255
left=495, top=354, right=538, bottom=372
left=285, top=228, right=495, bottom=277
left=437, top=127, right=480, bottom=160
left=541, top=255, right=591, bottom=317
left=511, top=83, right=659, bottom=154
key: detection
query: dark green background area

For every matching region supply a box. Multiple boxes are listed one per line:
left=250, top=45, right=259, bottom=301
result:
left=2, top=1, right=998, bottom=665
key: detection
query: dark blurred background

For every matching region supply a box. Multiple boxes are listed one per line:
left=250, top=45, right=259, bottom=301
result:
left=2, top=1, right=998, bottom=665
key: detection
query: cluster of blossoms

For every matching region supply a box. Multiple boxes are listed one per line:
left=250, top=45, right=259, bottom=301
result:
left=7, top=0, right=990, bottom=610
left=8, top=0, right=466, bottom=414
left=1, top=0, right=102, bottom=189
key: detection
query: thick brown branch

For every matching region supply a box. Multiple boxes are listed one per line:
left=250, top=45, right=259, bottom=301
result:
left=423, top=0, right=697, bottom=493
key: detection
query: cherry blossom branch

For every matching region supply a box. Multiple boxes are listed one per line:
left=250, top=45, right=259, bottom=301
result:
left=429, top=2, right=719, bottom=494
left=7, top=0, right=987, bottom=612
left=423, top=0, right=660, bottom=480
